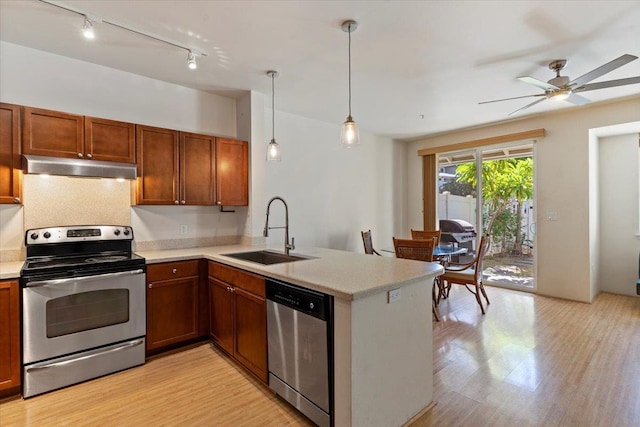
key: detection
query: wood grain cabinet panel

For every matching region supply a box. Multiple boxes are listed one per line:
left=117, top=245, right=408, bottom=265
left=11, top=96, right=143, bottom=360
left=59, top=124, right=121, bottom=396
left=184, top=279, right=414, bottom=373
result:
left=208, top=261, right=267, bottom=383
left=146, top=261, right=200, bottom=353
left=0, top=280, right=20, bottom=398
left=181, top=132, right=215, bottom=205
left=135, top=125, right=180, bottom=205
left=215, top=138, right=248, bottom=206
left=0, top=103, right=22, bottom=204
left=84, top=116, right=135, bottom=163
left=22, top=107, right=84, bottom=159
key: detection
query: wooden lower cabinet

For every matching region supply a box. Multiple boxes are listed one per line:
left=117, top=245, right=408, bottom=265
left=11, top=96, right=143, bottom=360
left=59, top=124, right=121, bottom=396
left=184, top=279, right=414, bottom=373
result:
left=208, top=262, right=267, bottom=383
left=146, top=260, right=202, bottom=353
left=0, top=280, right=20, bottom=397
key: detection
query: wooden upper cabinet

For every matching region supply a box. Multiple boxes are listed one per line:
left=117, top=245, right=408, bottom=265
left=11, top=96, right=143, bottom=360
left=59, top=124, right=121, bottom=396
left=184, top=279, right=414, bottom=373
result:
left=84, top=116, right=135, bottom=163
left=136, top=126, right=216, bottom=206
left=22, top=107, right=135, bottom=163
left=215, top=138, right=248, bottom=206
left=135, top=125, right=179, bottom=205
left=0, top=103, right=22, bottom=204
left=181, top=132, right=215, bottom=205
left=22, top=107, right=83, bottom=159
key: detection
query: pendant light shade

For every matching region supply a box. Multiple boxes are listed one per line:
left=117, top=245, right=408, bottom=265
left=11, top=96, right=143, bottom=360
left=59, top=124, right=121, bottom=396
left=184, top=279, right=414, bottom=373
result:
left=266, top=70, right=281, bottom=162
left=340, top=20, right=360, bottom=148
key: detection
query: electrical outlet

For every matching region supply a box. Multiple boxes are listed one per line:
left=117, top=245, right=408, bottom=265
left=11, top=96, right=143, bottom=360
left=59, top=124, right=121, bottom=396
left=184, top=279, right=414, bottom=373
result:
left=179, top=224, right=189, bottom=235
left=388, top=288, right=401, bottom=303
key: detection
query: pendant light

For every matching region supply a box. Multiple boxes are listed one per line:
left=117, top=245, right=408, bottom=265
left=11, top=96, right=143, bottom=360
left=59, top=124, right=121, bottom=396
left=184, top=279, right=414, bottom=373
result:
left=266, top=70, right=281, bottom=162
left=340, top=20, right=360, bottom=148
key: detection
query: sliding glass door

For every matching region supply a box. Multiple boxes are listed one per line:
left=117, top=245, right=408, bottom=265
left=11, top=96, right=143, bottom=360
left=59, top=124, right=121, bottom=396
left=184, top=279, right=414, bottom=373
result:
left=438, top=142, right=536, bottom=291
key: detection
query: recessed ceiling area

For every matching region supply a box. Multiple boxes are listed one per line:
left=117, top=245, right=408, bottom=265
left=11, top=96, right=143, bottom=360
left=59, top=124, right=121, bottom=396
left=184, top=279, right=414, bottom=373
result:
left=1, top=0, right=639, bottom=140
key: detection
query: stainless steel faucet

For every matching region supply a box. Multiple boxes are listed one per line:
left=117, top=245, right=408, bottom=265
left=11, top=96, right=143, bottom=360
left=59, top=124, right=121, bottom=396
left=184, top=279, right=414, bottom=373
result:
left=263, top=196, right=295, bottom=255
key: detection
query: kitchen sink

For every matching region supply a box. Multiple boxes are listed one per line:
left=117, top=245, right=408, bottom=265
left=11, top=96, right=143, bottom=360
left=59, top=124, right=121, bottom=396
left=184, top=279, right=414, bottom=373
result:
left=222, top=250, right=312, bottom=265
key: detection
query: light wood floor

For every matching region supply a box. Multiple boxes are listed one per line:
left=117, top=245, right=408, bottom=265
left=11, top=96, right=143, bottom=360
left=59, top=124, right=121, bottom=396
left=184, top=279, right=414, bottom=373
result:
left=1, top=286, right=639, bottom=426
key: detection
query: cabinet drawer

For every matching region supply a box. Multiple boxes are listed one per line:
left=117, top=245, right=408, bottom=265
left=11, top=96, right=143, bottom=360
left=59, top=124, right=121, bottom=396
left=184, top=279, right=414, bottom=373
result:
left=147, top=260, right=199, bottom=282
left=208, top=262, right=265, bottom=297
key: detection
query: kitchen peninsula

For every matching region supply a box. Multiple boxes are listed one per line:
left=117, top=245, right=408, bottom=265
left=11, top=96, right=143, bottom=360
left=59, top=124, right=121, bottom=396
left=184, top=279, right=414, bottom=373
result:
left=137, top=244, right=443, bottom=427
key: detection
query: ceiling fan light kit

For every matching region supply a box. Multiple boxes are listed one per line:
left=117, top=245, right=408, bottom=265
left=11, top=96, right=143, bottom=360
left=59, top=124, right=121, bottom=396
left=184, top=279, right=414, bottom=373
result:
left=480, top=54, right=640, bottom=116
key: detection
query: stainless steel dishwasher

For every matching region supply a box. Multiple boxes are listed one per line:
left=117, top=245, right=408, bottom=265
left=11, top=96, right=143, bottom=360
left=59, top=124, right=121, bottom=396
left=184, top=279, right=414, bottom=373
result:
left=266, top=278, right=333, bottom=427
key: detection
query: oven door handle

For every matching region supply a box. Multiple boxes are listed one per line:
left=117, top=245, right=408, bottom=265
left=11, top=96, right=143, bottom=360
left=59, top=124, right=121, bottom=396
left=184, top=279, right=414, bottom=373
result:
left=25, top=339, right=144, bottom=372
left=24, top=269, right=145, bottom=287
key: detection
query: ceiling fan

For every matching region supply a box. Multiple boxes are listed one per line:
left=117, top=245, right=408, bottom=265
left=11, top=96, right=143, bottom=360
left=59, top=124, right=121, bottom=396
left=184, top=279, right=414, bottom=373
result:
left=480, top=54, right=640, bottom=116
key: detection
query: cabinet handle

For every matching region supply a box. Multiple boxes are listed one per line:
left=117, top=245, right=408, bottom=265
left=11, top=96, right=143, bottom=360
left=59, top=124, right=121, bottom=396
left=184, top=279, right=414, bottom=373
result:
left=172, top=268, right=177, bottom=274
left=86, top=153, right=92, bottom=159
left=148, top=284, right=153, bottom=289
left=181, top=200, right=186, bottom=204
left=78, top=153, right=83, bottom=158
left=13, top=197, right=20, bottom=204
left=174, top=200, right=179, bottom=204
left=217, top=201, right=221, bottom=205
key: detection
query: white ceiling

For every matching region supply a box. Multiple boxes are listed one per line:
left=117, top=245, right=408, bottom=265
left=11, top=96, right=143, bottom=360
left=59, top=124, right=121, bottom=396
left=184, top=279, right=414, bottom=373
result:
left=1, top=0, right=639, bottom=140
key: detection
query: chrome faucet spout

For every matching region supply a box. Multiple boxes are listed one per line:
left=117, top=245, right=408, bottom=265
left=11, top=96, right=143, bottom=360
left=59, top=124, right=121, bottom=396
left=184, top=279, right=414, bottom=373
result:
left=264, top=196, right=295, bottom=255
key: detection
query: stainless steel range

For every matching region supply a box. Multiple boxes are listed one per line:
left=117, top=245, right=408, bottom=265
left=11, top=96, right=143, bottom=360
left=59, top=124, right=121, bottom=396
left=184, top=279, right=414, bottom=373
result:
left=20, top=225, right=146, bottom=398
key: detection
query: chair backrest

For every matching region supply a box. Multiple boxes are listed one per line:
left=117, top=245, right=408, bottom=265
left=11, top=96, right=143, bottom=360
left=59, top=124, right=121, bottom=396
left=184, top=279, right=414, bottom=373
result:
left=361, top=230, right=378, bottom=255
left=393, top=237, right=436, bottom=262
left=411, top=229, right=442, bottom=246
left=473, top=235, right=491, bottom=282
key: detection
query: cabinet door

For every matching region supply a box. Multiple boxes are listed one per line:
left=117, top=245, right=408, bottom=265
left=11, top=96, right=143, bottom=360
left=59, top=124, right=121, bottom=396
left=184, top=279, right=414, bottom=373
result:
left=136, top=125, right=179, bottom=204
left=215, top=138, right=248, bottom=206
left=208, top=277, right=235, bottom=355
left=0, top=103, right=22, bottom=204
left=85, top=116, right=135, bottom=163
left=0, top=280, right=20, bottom=396
left=180, top=132, right=215, bottom=205
left=146, top=275, right=199, bottom=352
left=22, top=107, right=84, bottom=159
left=234, top=287, right=268, bottom=383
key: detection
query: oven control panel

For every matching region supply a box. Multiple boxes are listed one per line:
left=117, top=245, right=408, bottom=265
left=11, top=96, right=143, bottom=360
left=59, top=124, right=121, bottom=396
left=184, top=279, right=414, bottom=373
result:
left=25, top=225, right=134, bottom=244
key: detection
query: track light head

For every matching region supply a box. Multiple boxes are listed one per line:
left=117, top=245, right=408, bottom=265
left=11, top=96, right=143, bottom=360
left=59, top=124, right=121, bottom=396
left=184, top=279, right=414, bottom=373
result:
left=187, top=50, right=197, bottom=70
left=82, top=16, right=94, bottom=39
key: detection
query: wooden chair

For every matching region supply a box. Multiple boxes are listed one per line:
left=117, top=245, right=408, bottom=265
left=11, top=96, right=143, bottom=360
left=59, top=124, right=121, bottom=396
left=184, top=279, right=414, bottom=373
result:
left=411, top=229, right=442, bottom=246
left=361, top=230, right=381, bottom=256
left=439, top=235, right=491, bottom=314
left=393, top=237, right=440, bottom=321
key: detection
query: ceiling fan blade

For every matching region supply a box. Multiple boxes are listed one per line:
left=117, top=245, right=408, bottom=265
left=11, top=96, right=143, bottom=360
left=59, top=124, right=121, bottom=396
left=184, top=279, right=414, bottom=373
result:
left=517, top=76, right=559, bottom=91
left=508, top=98, right=546, bottom=116
left=569, top=54, right=638, bottom=88
left=576, top=76, right=640, bottom=92
left=565, top=93, right=591, bottom=106
left=479, top=93, right=545, bottom=104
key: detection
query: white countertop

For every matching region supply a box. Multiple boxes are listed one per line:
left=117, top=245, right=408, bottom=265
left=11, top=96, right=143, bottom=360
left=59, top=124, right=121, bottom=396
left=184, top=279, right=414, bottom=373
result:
left=0, top=245, right=443, bottom=300
left=0, top=261, right=24, bottom=280
left=137, top=244, right=443, bottom=301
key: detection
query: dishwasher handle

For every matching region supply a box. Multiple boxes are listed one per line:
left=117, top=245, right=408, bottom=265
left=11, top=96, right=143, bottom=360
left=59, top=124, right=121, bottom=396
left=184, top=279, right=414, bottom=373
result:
left=266, top=278, right=330, bottom=321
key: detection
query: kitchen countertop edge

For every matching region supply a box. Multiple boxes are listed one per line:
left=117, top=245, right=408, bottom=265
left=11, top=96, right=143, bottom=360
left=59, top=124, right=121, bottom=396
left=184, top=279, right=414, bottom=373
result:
left=138, top=244, right=443, bottom=301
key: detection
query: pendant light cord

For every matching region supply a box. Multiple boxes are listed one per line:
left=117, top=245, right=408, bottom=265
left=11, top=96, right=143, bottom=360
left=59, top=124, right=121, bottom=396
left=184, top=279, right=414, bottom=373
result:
left=271, top=73, right=275, bottom=140
left=348, top=23, right=352, bottom=117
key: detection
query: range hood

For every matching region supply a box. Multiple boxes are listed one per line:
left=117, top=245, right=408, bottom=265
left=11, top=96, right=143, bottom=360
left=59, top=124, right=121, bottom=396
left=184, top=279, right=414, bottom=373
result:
left=23, top=155, right=138, bottom=180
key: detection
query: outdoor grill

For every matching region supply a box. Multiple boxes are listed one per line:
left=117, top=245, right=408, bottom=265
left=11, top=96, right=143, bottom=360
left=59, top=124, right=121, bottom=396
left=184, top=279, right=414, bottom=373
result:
left=439, top=219, right=477, bottom=254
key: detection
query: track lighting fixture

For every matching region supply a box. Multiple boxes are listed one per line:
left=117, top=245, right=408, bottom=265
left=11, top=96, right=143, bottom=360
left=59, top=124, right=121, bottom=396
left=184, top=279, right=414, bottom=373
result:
left=266, top=70, right=281, bottom=162
left=187, top=50, right=197, bottom=70
left=38, top=0, right=206, bottom=70
left=82, top=16, right=94, bottom=39
left=340, top=20, right=360, bottom=148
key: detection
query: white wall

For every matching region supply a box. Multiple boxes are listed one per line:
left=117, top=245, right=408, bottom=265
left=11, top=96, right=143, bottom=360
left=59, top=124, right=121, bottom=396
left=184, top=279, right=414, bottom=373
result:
left=407, top=97, right=640, bottom=302
left=0, top=41, right=249, bottom=255
left=263, top=106, right=401, bottom=254
left=598, top=133, right=640, bottom=296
